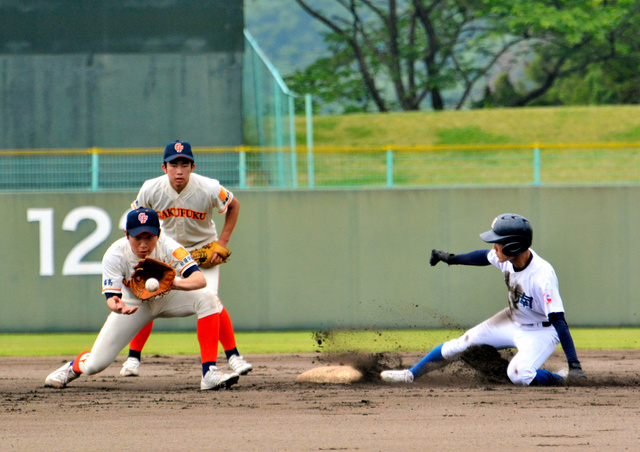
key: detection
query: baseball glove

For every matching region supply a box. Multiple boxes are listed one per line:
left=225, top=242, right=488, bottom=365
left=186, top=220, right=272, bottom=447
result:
left=129, top=257, right=176, bottom=301
left=430, top=249, right=456, bottom=266
left=190, top=241, right=231, bottom=268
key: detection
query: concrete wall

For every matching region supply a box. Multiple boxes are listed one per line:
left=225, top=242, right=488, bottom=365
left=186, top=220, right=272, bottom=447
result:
left=0, top=0, right=243, bottom=148
left=3, top=186, right=638, bottom=333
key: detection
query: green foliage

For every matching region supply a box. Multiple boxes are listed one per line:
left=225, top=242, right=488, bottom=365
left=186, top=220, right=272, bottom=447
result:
left=535, top=62, right=640, bottom=107
left=284, top=47, right=374, bottom=114
left=472, top=74, right=521, bottom=109
left=287, top=0, right=640, bottom=111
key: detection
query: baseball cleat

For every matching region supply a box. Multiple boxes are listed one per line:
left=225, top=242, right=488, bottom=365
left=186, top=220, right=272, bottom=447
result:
left=120, top=357, right=141, bottom=377
left=228, top=355, right=253, bottom=375
left=380, top=369, right=414, bottom=383
left=201, top=366, right=240, bottom=391
left=45, top=362, right=80, bottom=388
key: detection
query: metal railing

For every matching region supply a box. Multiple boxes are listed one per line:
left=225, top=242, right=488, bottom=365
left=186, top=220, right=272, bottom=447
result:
left=3, top=142, right=640, bottom=192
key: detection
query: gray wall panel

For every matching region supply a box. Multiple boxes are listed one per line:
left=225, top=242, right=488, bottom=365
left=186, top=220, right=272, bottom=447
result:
left=0, top=53, right=242, bottom=148
left=3, top=186, right=639, bottom=333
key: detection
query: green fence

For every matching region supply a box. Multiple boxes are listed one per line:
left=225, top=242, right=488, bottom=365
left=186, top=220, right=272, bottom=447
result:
left=242, top=29, right=301, bottom=187
left=3, top=142, right=640, bottom=191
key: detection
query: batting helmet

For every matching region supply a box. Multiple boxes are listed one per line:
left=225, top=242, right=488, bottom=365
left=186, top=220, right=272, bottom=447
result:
left=479, top=213, right=532, bottom=257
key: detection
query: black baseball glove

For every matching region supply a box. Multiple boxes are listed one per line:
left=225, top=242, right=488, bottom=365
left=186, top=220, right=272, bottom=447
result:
left=429, top=249, right=456, bottom=266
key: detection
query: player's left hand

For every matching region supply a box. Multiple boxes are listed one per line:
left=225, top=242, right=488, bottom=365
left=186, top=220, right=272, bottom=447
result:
left=191, top=241, right=231, bottom=268
left=430, top=249, right=455, bottom=266
left=210, top=252, right=226, bottom=266
left=130, top=257, right=176, bottom=300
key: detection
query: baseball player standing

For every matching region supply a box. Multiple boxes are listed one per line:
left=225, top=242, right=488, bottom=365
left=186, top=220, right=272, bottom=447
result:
left=120, top=140, right=252, bottom=378
left=381, top=213, right=587, bottom=386
left=44, top=208, right=239, bottom=390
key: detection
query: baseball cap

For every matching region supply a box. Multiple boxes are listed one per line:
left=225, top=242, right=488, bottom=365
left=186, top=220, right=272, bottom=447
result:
left=163, top=140, right=194, bottom=163
left=126, top=208, right=160, bottom=237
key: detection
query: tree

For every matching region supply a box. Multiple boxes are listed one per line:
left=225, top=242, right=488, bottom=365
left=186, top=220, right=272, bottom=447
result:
left=486, top=0, right=640, bottom=107
left=292, top=0, right=532, bottom=112
left=518, top=1, right=640, bottom=107
left=292, top=0, right=640, bottom=112
left=284, top=35, right=377, bottom=114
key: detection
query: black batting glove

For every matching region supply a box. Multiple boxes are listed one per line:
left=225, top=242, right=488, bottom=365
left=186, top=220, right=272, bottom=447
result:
left=568, top=362, right=587, bottom=380
left=430, top=249, right=455, bottom=266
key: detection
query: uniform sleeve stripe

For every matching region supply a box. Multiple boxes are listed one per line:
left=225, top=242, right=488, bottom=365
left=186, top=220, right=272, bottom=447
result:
left=180, top=261, right=198, bottom=276
left=218, top=191, right=233, bottom=214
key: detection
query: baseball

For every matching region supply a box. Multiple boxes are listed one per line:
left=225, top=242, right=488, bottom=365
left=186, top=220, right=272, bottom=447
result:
left=145, top=278, right=159, bottom=291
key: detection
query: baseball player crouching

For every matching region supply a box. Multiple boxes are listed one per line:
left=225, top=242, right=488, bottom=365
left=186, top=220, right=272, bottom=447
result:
left=381, top=213, right=587, bottom=386
left=44, top=208, right=239, bottom=391
left=120, top=140, right=252, bottom=379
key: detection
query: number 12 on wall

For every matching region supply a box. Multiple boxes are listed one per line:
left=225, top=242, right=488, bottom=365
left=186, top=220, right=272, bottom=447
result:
left=27, top=206, right=129, bottom=276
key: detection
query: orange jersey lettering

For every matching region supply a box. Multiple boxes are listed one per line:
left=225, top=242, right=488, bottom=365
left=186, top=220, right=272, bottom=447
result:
left=157, top=207, right=207, bottom=221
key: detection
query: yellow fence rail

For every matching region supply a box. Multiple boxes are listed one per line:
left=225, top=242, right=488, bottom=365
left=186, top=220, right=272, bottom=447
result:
left=2, top=142, right=640, bottom=191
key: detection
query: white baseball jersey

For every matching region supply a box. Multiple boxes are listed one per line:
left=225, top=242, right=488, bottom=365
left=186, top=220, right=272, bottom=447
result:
left=132, top=173, right=233, bottom=250
left=487, top=248, right=564, bottom=324
left=102, top=235, right=197, bottom=299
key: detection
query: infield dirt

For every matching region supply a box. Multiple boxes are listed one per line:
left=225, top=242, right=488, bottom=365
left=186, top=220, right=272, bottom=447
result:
left=1, top=349, right=639, bottom=451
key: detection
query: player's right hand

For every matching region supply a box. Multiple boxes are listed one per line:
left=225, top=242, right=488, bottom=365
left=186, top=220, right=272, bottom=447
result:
left=430, top=249, right=454, bottom=266
left=108, top=296, right=138, bottom=315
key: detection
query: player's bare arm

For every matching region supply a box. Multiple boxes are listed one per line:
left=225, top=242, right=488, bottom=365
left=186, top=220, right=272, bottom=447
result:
left=211, top=197, right=240, bottom=265
left=170, top=269, right=207, bottom=291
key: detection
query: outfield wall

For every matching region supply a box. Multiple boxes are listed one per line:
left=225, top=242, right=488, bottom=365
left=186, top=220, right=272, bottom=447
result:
left=3, top=186, right=638, bottom=333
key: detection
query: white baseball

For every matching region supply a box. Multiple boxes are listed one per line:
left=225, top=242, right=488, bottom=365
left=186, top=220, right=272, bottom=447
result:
left=145, top=278, right=159, bottom=291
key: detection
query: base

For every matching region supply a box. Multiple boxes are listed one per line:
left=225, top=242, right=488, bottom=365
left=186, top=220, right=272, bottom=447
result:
left=296, top=365, right=363, bottom=384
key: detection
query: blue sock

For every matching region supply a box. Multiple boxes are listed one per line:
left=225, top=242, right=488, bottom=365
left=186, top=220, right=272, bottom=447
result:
left=225, top=348, right=239, bottom=360
left=128, top=350, right=142, bottom=360
left=532, top=369, right=564, bottom=386
left=202, top=361, right=216, bottom=376
left=410, top=344, right=444, bottom=378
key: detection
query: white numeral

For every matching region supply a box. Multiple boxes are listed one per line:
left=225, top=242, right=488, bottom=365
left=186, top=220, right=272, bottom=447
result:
left=62, top=207, right=112, bottom=275
left=27, top=208, right=55, bottom=276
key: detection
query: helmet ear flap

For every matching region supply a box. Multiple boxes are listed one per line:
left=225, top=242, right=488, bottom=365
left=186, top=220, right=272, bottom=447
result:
left=501, top=237, right=532, bottom=257
left=502, top=242, right=524, bottom=257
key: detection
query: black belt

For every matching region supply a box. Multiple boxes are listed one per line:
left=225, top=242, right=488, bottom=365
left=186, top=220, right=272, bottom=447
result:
left=522, top=322, right=551, bottom=327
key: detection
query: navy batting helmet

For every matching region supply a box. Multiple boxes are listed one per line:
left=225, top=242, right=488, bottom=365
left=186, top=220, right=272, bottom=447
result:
left=479, top=213, right=532, bottom=257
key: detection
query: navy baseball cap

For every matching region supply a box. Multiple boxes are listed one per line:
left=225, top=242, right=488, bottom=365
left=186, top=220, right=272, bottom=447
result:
left=126, top=208, right=160, bottom=237
left=163, top=140, right=194, bottom=163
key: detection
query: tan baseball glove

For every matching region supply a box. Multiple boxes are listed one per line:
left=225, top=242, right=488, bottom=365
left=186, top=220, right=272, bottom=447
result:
left=129, top=257, right=176, bottom=301
left=190, top=241, right=231, bottom=268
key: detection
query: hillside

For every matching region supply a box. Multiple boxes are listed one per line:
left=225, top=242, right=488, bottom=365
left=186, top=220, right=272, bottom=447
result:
left=297, top=106, right=640, bottom=148
left=245, top=0, right=328, bottom=75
